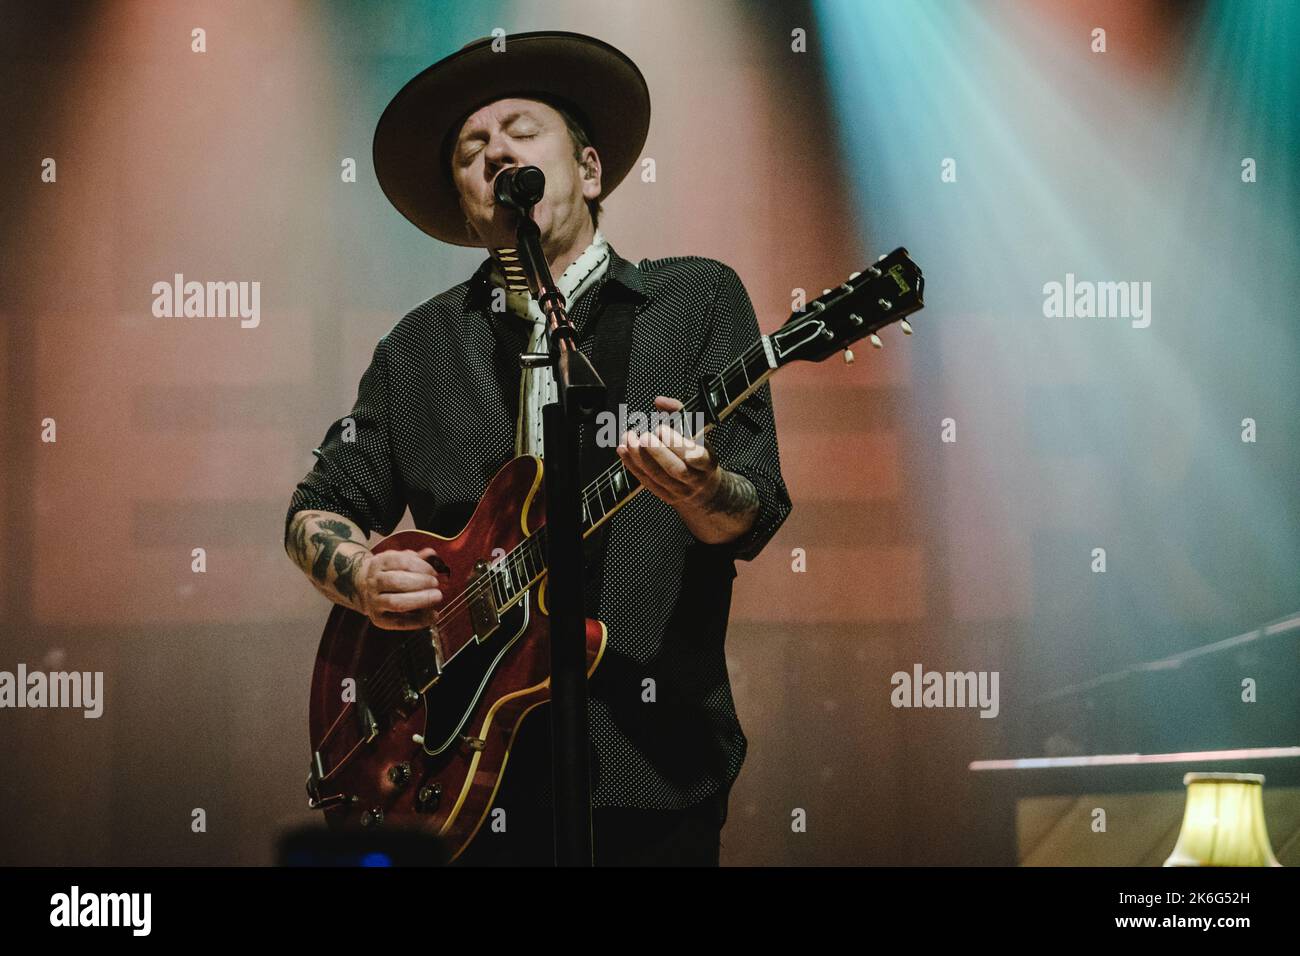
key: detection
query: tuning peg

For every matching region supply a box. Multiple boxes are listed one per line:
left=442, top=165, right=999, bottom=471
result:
left=848, top=271, right=861, bottom=280
left=900, top=319, right=913, bottom=335
left=869, top=333, right=883, bottom=349
left=843, top=347, right=855, bottom=365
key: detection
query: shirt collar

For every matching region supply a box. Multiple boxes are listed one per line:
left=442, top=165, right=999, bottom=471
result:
left=466, top=242, right=647, bottom=310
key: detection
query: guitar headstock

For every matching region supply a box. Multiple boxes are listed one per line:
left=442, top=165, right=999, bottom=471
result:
left=768, top=247, right=925, bottom=366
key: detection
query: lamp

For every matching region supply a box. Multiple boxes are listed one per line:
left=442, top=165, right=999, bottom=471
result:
left=1164, top=772, right=1282, bottom=867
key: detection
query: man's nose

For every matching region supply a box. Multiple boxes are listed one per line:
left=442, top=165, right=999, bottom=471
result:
left=484, top=135, right=519, bottom=179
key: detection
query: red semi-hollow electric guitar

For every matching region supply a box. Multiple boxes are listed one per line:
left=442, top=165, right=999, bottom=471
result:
left=305, top=248, right=925, bottom=860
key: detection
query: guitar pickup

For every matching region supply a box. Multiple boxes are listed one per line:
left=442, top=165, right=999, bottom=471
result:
left=468, top=559, right=500, bottom=639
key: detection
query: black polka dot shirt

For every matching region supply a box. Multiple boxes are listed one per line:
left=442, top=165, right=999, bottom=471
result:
left=285, top=246, right=792, bottom=810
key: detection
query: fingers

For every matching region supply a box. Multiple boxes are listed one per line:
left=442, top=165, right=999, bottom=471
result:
left=642, top=430, right=693, bottom=484
left=370, top=586, right=443, bottom=615
left=374, top=547, right=441, bottom=574
left=648, top=424, right=715, bottom=474
left=371, top=548, right=442, bottom=581
left=371, top=609, right=439, bottom=631
left=621, top=427, right=691, bottom=469
left=348, top=544, right=446, bottom=631
left=374, top=567, right=439, bottom=593
left=368, top=579, right=443, bottom=635
left=645, top=424, right=689, bottom=464
left=618, top=430, right=695, bottom=500
left=647, top=397, right=712, bottom=470
left=365, top=546, right=444, bottom=629
left=679, top=432, right=716, bottom=473
left=620, top=430, right=690, bottom=486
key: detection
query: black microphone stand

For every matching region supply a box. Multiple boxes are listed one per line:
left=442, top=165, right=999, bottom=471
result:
left=509, top=195, right=603, bottom=867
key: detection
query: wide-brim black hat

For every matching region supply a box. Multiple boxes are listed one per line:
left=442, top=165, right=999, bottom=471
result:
left=373, top=30, right=651, bottom=247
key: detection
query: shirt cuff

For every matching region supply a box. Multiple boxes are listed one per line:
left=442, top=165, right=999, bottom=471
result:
left=707, top=462, right=792, bottom=563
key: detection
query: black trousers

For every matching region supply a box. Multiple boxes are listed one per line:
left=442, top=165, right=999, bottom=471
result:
left=452, top=788, right=728, bottom=867
left=451, top=706, right=732, bottom=866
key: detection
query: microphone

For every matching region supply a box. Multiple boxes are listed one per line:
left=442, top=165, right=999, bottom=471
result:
left=493, top=165, right=546, bottom=210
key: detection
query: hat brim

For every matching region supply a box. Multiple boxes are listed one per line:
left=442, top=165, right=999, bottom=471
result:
left=373, top=31, right=650, bottom=247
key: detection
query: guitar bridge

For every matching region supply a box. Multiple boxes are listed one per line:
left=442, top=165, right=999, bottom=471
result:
left=306, top=751, right=351, bottom=810
left=353, top=694, right=380, bottom=742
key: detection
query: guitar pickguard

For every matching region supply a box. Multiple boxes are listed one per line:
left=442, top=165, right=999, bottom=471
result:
left=418, top=591, right=533, bottom=756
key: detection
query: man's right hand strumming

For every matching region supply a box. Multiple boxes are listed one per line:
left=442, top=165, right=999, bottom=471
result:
left=354, top=546, right=444, bottom=632
left=285, top=510, right=444, bottom=632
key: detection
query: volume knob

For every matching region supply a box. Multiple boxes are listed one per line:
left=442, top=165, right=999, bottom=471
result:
left=417, top=783, right=443, bottom=813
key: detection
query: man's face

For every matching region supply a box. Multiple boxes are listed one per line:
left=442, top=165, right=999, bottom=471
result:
left=451, top=97, right=602, bottom=251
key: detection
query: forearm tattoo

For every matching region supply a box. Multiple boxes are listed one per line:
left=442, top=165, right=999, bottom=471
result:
left=332, top=549, right=366, bottom=601
left=287, top=513, right=365, bottom=593
left=703, top=469, right=760, bottom=518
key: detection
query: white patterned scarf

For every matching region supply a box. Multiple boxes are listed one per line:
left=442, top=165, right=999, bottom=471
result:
left=486, top=228, right=611, bottom=457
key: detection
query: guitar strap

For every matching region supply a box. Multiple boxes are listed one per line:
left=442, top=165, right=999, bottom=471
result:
left=577, top=286, right=639, bottom=620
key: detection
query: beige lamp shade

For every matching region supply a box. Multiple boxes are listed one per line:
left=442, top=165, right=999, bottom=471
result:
left=1164, top=772, right=1282, bottom=867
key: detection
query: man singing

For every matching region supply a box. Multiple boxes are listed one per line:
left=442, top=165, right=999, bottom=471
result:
left=285, top=31, right=790, bottom=866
